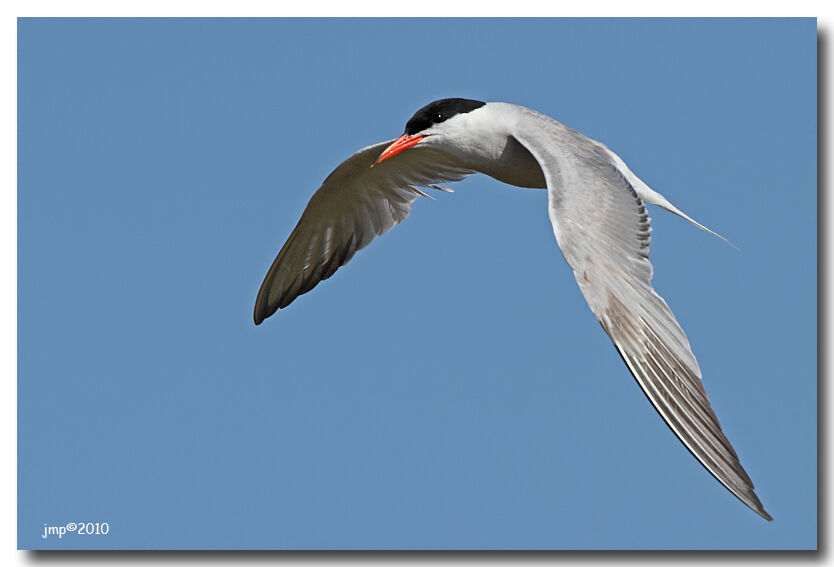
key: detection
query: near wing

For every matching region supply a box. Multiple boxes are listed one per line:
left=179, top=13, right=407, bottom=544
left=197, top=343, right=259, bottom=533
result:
left=254, top=140, right=473, bottom=324
left=513, top=114, right=771, bottom=520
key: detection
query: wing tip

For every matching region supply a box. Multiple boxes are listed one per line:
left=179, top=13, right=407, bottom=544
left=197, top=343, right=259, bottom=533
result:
left=743, top=492, right=773, bottom=521
left=253, top=299, right=276, bottom=326
left=599, top=291, right=773, bottom=522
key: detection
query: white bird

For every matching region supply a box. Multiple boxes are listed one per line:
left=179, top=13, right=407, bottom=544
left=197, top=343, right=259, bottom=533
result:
left=254, top=98, right=771, bottom=521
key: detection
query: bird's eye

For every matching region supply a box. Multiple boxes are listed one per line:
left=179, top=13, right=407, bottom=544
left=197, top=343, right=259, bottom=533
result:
left=436, top=113, right=443, bottom=121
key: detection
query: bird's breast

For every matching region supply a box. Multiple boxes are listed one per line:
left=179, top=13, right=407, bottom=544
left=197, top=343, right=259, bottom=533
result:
left=464, top=134, right=547, bottom=189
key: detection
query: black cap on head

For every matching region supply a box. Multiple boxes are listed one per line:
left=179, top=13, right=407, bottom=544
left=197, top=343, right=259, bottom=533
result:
left=404, top=98, right=486, bottom=135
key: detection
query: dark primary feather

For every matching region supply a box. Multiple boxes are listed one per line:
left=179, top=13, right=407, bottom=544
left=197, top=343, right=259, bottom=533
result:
left=253, top=140, right=472, bottom=325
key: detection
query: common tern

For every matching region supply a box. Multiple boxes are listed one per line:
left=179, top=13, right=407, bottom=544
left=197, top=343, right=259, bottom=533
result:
left=254, top=98, right=770, bottom=521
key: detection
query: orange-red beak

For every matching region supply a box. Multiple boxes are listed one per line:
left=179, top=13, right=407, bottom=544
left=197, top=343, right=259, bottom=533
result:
left=373, top=134, right=426, bottom=165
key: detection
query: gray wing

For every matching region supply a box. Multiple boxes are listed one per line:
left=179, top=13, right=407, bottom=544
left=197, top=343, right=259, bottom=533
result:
left=512, top=113, right=771, bottom=520
left=254, top=140, right=473, bottom=324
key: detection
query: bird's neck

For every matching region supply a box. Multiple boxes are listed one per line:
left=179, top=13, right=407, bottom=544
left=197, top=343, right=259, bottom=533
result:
left=442, top=106, right=547, bottom=189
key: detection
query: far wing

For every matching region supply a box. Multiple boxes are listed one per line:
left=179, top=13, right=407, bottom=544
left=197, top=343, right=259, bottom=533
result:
left=512, top=113, right=770, bottom=520
left=254, top=140, right=472, bottom=324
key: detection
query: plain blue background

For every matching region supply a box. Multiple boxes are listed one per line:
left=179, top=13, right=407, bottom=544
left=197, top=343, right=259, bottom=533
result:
left=18, top=18, right=816, bottom=549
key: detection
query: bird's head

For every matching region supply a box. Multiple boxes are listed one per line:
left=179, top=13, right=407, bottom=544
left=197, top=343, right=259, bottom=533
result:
left=373, top=98, right=486, bottom=165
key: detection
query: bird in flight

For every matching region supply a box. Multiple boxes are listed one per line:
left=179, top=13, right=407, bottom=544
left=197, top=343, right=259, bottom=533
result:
left=254, top=98, right=771, bottom=520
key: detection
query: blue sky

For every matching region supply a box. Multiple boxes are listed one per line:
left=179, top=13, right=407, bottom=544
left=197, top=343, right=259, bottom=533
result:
left=18, top=18, right=816, bottom=549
